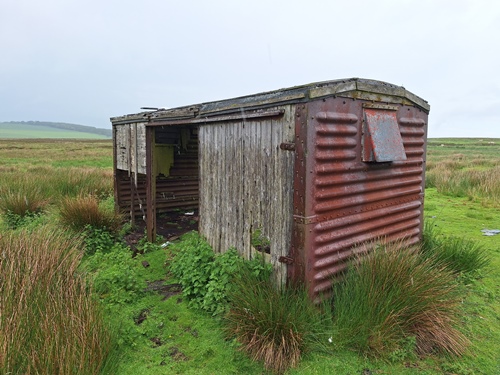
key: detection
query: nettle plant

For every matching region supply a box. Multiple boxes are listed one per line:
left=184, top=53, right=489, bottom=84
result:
left=168, top=232, right=272, bottom=316
left=85, top=242, right=143, bottom=304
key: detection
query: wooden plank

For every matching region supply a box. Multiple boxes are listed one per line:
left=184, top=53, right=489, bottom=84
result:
left=198, top=105, right=296, bottom=286
left=146, top=126, right=156, bottom=241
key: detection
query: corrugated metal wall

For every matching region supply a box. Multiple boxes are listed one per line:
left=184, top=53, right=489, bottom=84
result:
left=300, top=97, right=428, bottom=299
left=198, top=106, right=295, bottom=284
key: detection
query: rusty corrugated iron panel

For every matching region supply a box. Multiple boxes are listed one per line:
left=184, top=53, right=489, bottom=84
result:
left=116, top=172, right=199, bottom=216
left=301, top=98, right=427, bottom=300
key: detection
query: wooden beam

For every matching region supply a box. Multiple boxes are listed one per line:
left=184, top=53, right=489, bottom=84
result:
left=129, top=173, right=136, bottom=227
left=112, top=126, right=120, bottom=214
left=146, top=126, right=156, bottom=241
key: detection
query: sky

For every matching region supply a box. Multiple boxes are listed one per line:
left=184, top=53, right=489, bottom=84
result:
left=1, top=0, right=499, bottom=138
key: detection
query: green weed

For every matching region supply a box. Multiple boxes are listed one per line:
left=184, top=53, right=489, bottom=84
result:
left=83, top=225, right=117, bottom=255
left=168, top=232, right=272, bottom=316
left=85, top=242, right=143, bottom=304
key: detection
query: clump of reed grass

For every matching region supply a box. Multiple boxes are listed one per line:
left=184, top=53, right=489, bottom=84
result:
left=0, top=188, right=48, bottom=228
left=50, top=168, right=113, bottom=199
left=0, top=227, right=116, bottom=374
left=59, top=194, right=122, bottom=233
left=0, top=188, right=47, bottom=216
left=225, top=268, right=327, bottom=374
left=421, top=222, right=489, bottom=277
left=332, top=241, right=469, bottom=357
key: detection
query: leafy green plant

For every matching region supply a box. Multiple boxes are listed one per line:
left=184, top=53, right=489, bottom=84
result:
left=251, top=228, right=271, bottom=253
left=83, top=224, right=116, bottom=255
left=135, top=231, right=165, bottom=254
left=203, top=249, right=245, bottom=315
left=168, top=232, right=273, bottom=315
left=387, top=336, right=417, bottom=363
left=168, top=232, right=216, bottom=309
left=225, top=267, right=328, bottom=374
left=331, top=240, right=469, bottom=357
left=85, top=243, right=143, bottom=304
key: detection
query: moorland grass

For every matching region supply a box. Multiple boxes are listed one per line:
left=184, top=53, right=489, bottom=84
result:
left=0, top=188, right=48, bottom=228
left=331, top=241, right=469, bottom=357
left=0, top=139, right=112, bottom=168
left=59, top=194, right=123, bottom=233
left=225, top=267, right=328, bottom=374
left=421, top=222, right=490, bottom=277
left=0, top=167, right=113, bottom=203
left=426, top=165, right=500, bottom=205
left=0, top=227, right=116, bottom=375
left=426, top=139, right=500, bottom=206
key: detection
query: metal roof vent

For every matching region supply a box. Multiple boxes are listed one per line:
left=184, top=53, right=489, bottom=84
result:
left=362, top=107, right=407, bottom=162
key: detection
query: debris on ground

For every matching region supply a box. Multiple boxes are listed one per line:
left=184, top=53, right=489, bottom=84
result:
left=481, top=229, right=500, bottom=236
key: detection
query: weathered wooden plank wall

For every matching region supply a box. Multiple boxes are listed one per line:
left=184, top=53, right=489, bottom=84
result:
left=115, top=122, right=147, bottom=174
left=199, top=106, right=295, bottom=284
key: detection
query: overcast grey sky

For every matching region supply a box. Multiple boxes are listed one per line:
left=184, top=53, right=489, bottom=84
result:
left=1, top=0, right=499, bottom=138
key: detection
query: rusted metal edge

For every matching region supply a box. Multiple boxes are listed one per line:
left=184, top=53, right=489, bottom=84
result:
left=197, top=93, right=306, bottom=116
left=110, top=78, right=430, bottom=125
left=288, top=103, right=309, bottom=285
left=362, top=103, right=398, bottom=111
left=293, top=194, right=423, bottom=224
left=309, top=80, right=430, bottom=113
left=147, top=109, right=285, bottom=127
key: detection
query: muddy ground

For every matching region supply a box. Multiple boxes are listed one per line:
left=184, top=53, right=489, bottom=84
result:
left=124, top=209, right=199, bottom=253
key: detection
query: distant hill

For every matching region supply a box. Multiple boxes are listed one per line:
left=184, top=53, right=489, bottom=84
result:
left=0, top=121, right=112, bottom=139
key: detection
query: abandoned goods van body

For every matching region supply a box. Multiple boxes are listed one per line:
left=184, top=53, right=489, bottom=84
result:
left=111, top=78, right=429, bottom=300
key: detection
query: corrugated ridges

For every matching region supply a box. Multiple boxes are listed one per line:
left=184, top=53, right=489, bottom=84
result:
left=308, top=109, right=426, bottom=298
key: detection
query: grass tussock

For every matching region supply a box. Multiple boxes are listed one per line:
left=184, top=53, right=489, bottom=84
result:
left=0, top=188, right=48, bottom=228
left=0, top=227, right=116, bottom=375
left=422, top=222, right=490, bottom=277
left=0, top=188, right=47, bottom=217
left=332, top=241, right=469, bottom=357
left=59, top=194, right=122, bottom=233
left=225, top=268, right=327, bottom=374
